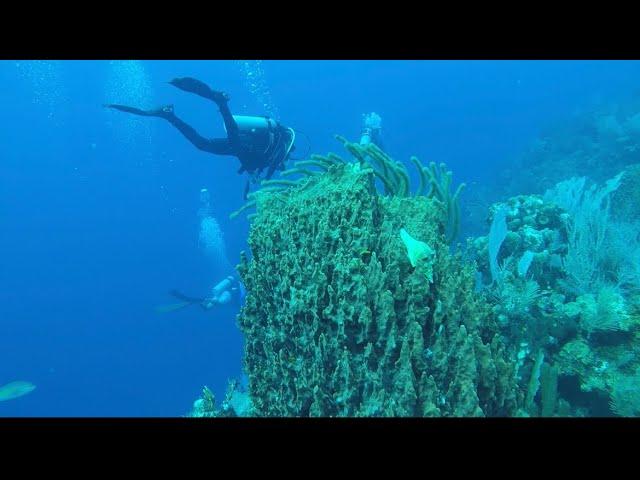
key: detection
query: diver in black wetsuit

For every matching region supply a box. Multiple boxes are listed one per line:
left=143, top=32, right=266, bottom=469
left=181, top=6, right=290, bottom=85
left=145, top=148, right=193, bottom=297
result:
left=105, top=77, right=296, bottom=198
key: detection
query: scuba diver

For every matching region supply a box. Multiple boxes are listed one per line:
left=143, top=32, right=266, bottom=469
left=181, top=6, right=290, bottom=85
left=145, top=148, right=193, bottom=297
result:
left=154, top=187, right=243, bottom=316
left=360, top=112, right=384, bottom=149
left=155, top=276, right=244, bottom=314
left=105, top=77, right=297, bottom=199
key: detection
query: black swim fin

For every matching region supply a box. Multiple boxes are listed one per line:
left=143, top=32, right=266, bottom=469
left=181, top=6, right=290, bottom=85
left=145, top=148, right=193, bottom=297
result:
left=155, top=290, right=207, bottom=314
left=168, top=289, right=206, bottom=304
left=154, top=301, right=193, bottom=314
left=168, top=77, right=229, bottom=104
left=105, top=104, right=174, bottom=118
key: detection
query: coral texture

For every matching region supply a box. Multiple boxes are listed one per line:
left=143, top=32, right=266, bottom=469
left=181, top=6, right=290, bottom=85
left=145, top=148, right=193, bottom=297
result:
left=237, top=160, right=517, bottom=416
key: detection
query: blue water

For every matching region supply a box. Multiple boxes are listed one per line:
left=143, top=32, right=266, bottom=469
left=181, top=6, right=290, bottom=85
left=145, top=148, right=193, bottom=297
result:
left=1, top=60, right=639, bottom=416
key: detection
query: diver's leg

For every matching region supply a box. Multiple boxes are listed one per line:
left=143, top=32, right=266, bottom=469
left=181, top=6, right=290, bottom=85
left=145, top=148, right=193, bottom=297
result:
left=217, top=99, right=240, bottom=144
left=168, top=77, right=239, bottom=143
left=106, top=104, right=233, bottom=154
left=169, top=77, right=229, bottom=103
left=166, top=114, right=234, bottom=154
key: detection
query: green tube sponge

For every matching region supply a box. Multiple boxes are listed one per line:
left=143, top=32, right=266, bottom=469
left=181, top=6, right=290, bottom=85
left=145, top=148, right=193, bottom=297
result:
left=400, top=228, right=435, bottom=282
left=229, top=199, right=256, bottom=219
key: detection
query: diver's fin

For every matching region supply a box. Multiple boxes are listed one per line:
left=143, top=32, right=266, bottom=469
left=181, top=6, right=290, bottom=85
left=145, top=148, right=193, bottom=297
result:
left=105, top=104, right=174, bottom=118
left=168, top=77, right=229, bottom=103
left=154, top=290, right=207, bottom=314
left=154, top=301, right=194, bottom=314
left=168, top=289, right=206, bottom=304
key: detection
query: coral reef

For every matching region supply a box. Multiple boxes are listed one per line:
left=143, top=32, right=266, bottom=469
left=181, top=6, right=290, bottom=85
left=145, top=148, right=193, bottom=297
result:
left=187, top=381, right=254, bottom=417
left=470, top=178, right=640, bottom=416
left=192, top=105, right=640, bottom=417
left=611, top=163, right=640, bottom=223
left=471, top=194, right=567, bottom=294
left=235, top=157, right=517, bottom=416
left=231, top=136, right=465, bottom=243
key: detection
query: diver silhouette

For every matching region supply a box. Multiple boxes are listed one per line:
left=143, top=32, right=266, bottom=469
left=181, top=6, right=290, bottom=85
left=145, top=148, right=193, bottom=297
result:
left=105, top=77, right=296, bottom=199
left=155, top=276, right=243, bottom=314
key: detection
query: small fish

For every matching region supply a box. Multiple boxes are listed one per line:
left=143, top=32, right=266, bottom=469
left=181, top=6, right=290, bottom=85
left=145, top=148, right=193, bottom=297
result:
left=0, top=381, right=36, bottom=401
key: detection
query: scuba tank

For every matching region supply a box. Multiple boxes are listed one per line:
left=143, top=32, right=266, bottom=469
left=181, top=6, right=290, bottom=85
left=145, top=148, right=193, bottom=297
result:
left=232, top=115, right=278, bottom=132
left=225, top=115, right=295, bottom=158
left=230, top=115, right=296, bottom=201
left=211, top=276, right=234, bottom=297
left=224, top=115, right=279, bottom=152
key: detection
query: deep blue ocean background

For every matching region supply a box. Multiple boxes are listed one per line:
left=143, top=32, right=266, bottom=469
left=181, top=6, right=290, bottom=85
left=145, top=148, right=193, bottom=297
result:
left=1, top=60, right=639, bottom=416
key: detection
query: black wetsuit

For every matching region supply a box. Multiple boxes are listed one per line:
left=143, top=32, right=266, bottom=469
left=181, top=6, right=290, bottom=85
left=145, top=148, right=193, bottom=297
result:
left=106, top=78, right=293, bottom=194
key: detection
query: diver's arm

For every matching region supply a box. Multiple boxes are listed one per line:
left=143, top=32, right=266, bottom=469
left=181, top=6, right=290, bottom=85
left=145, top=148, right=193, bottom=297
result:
left=264, top=127, right=294, bottom=180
